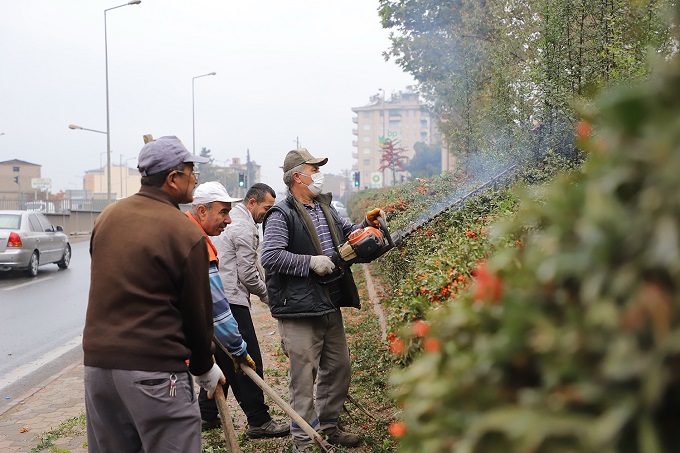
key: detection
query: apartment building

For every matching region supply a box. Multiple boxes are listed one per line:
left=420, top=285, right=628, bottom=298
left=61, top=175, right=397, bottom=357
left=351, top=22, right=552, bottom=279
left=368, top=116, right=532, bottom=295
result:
left=351, top=88, right=439, bottom=188
left=0, top=159, right=42, bottom=200
left=84, top=165, right=141, bottom=199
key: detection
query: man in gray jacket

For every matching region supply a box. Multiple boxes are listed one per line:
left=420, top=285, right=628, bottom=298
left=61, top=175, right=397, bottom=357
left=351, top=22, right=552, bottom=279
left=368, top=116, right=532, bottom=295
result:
left=199, top=182, right=289, bottom=438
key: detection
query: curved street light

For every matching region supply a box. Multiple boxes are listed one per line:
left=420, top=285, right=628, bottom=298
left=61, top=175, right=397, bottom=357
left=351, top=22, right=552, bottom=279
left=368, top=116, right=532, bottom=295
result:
left=105, top=0, right=142, bottom=204
left=69, top=124, right=107, bottom=135
left=69, top=124, right=108, bottom=194
left=192, top=72, right=216, bottom=154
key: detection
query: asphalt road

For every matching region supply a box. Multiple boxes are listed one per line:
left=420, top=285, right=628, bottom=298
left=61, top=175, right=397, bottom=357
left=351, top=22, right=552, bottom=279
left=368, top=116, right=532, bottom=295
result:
left=0, top=238, right=90, bottom=410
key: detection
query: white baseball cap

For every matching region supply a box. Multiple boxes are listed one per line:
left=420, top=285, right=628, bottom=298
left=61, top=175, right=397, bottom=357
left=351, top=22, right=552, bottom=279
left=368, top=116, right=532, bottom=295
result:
left=192, top=181, right=243, bottom=205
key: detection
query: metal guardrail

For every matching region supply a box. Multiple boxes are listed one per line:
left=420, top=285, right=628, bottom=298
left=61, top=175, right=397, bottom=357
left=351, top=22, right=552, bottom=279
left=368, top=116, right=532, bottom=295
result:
left=0, top=198, right=110, bottom=213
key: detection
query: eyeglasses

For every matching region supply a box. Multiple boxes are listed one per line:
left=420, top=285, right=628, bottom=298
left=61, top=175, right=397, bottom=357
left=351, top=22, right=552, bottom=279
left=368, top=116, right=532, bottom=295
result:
left=175, top=169, right=200, bottom=181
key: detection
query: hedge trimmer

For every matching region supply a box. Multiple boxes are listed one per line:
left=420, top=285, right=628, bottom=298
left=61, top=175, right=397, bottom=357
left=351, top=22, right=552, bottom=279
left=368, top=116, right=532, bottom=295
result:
left=325, top=164, right=518, bottom=278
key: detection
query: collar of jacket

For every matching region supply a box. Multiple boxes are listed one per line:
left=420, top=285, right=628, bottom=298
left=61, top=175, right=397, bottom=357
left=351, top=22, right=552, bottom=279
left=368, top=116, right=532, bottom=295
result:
left=288, top=192, right=341, bottom=254
left=136, top=185, right=181, bottom=208
left=185, top=211, right=219, bottom=264
left=233, top=202, right=254, bottom=226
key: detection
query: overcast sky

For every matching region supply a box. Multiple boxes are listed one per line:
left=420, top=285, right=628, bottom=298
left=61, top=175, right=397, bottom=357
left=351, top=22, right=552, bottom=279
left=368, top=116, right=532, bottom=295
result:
left=0, top=0, right=415, bottom=195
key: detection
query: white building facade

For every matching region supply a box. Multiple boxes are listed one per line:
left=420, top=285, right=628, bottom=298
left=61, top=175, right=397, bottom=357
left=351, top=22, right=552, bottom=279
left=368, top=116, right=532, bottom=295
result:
left=351, top=88, right=440, bottom=188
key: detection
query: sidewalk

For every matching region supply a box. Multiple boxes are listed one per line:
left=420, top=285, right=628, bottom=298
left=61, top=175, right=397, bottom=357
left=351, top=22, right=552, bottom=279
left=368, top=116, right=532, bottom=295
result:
left=0, top=361, right=87, bottom=453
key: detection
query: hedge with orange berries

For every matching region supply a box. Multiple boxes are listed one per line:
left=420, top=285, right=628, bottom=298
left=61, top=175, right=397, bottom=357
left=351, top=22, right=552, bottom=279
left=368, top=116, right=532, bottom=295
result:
left=372, top=52, right=680, bottom=452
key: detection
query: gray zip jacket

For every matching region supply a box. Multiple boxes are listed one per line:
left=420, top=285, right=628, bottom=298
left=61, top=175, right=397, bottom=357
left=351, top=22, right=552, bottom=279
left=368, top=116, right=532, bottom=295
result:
left=214, top=203, right=268, bottom=308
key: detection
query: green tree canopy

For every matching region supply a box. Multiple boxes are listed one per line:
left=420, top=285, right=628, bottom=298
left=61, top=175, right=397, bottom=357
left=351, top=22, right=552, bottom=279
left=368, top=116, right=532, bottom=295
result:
left=405, top=142, right=442, bottom=179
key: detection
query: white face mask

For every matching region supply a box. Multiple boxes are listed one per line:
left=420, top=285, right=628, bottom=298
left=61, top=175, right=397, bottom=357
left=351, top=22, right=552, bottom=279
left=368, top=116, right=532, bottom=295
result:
left=301, top=172, right=325, bottom=196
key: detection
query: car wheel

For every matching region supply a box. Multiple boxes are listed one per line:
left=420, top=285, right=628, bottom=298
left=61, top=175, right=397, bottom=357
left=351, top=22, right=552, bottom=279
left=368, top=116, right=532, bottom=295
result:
left=57, top=244, right=71, bottom=269
left=26, top=251, right=39, bottom=277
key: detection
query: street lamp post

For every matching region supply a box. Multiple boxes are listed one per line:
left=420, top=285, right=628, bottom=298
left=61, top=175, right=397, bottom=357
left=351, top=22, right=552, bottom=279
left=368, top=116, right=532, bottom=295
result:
left=105, top=1, right=141, bottom=204
left=192, top=72, right=216, bottom=154
left=99, top=152, right=107, bottom=192
left=69, top=124, right=107, bottom=194
left=123, top=156, right=137, bottom=197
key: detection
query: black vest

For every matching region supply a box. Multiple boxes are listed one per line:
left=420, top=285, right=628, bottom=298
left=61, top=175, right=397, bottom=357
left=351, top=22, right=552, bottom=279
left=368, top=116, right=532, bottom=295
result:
left=262, top=194, right=361, bottom=318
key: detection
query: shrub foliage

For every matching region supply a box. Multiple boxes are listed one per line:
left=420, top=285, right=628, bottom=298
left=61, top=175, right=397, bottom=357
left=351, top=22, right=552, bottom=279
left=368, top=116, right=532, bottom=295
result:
left=382, top=47, right=680, bottom=452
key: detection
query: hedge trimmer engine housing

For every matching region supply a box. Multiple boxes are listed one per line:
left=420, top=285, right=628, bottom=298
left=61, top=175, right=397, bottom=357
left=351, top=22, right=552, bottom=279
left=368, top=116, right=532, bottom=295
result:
left=335, top=216, right=397, bottom=266
left=338, top=226, right=389, bottom=263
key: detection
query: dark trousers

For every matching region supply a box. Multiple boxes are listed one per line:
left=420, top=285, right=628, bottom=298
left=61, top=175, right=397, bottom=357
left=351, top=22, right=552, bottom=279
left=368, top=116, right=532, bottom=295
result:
left=199, top=304, right=271, bottom=427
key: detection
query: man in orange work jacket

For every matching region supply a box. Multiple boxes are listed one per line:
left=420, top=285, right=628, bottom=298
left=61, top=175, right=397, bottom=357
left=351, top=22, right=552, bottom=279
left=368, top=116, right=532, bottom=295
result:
left=186, top=181, right=255, bottom=378
left=185, top=181, right=257, bottom=402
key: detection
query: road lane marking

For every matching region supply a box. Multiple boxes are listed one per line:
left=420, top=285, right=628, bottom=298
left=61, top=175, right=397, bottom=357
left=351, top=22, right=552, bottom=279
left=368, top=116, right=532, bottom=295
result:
left=0, top=335, right=82, bottom=390
left=3, top=276, right=56, bottom=291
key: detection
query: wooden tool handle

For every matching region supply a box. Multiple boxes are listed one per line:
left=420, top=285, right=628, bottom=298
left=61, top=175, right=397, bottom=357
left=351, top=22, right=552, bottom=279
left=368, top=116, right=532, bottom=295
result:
left=239, top=364, right=333, bottom=452
left=214, top=384, right=242, bottom=453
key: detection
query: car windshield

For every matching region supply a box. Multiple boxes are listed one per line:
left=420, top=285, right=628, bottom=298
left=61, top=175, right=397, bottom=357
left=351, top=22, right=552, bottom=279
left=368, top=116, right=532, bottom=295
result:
left=0, top=214, right=21, bottom=229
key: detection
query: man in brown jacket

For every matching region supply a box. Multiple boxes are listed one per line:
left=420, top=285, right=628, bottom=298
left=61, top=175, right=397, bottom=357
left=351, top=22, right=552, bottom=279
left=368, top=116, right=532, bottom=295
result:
left=83, top=136, right=224, bottom=452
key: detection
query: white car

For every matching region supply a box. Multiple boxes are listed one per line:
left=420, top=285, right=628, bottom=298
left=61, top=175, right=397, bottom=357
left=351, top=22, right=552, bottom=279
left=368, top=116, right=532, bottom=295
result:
left=0, top=210, right=71, bottom=277
left=24, top=201, right=57, bottom=213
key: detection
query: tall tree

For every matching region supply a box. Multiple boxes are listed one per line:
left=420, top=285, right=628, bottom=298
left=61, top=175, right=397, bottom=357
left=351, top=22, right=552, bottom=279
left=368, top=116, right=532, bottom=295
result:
left=379, top=0, right=675, bottom=165
left=405, top=142, right=442, bottom=179
left=198, top=147, right=219, bottom=183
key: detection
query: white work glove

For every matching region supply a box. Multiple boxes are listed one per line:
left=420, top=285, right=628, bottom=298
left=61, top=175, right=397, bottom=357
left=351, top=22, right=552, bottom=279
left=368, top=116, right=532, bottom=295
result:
left=309, top=255, right=336, bottom=276
left=194, top=363, right=226, bottom=399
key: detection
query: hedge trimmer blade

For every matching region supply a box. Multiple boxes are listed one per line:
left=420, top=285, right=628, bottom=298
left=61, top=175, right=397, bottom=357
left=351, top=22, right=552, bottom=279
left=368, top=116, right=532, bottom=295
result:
left=392, top=165, right=519, bottom=246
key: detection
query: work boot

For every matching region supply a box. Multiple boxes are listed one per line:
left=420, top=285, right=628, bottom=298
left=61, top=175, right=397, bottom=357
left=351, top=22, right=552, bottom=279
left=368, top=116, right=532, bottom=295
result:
left=246, top=419, right=290, bottom=438
left=322, top=427, right=361, bottom=447
left=201, top=418, right=221, bottom=432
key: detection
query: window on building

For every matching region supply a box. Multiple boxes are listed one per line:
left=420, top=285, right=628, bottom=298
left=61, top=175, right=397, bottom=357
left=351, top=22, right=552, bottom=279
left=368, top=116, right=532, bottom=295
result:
left=363, top=148, right=371, bottom=154
left=363, top=111, right=372, bottom=118
left=363, top=159, right=371, bottom=166
left=363, top=136, right=370, bottom=142
left=13, top=166, right=19, bottom=172
left=362, top=124, right=371, bottom=130
left=389, top=120, right=401, bottom=130
left=421, top=132, right=428, bottom=141
left=421, top=119, right=428, bottom=128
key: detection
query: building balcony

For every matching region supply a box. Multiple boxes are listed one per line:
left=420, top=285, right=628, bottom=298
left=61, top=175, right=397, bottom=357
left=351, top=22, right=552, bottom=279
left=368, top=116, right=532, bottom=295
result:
left=352, top=140, right=358, bottom=147
left=352, top=128, right=358, bottom=135
left=352, top=117, right=358, bottom=124
left=352, top=152, right=358, bottom=159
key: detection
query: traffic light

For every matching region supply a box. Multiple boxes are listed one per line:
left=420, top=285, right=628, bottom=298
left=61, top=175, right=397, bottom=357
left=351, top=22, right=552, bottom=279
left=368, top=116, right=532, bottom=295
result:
left=353, top=171, right=360, bottom=187
left=238, top=172, right=245, bottom=187
left=13, top=176, right=19, bottom=184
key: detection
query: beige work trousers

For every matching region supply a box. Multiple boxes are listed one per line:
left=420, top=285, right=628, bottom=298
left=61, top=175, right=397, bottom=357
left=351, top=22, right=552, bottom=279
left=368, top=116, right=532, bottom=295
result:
left=277, top=310, right=351, bottom=445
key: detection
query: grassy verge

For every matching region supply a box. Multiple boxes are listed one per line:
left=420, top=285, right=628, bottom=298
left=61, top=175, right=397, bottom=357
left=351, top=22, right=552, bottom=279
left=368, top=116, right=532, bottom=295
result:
left=31, top=412, right=87, bottom=452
